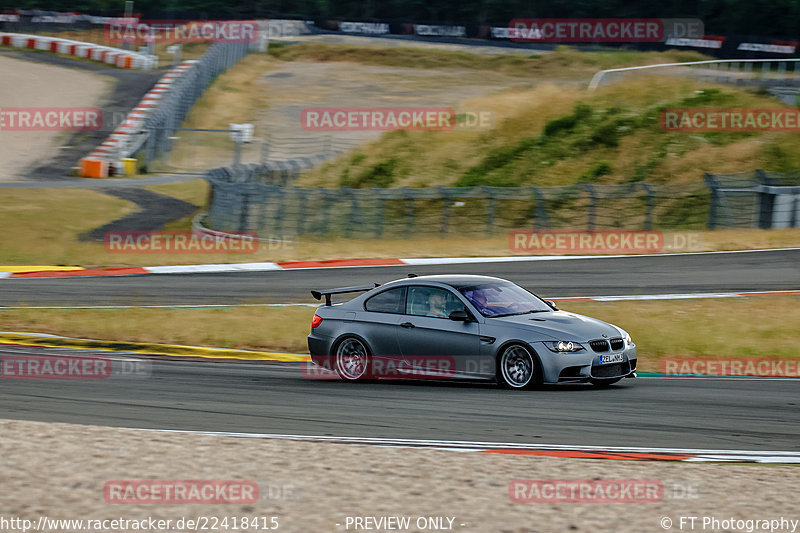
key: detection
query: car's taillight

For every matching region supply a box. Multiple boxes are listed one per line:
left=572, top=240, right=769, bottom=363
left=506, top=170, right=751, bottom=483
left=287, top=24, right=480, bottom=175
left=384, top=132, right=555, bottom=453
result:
left=311, top=314, right=323, bottom=328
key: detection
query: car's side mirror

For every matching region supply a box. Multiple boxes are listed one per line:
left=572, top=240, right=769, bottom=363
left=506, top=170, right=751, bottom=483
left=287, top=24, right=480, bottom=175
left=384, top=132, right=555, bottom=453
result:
left=449, top=309, right=472, bottom=322
left=544, top=300, right=559, bottom=311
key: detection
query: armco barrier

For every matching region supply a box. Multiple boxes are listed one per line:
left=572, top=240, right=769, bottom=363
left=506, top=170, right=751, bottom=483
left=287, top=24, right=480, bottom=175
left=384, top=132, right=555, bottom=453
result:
left=80, top=60, right=198, bottom=178
left=79, top=39, right=257, bottom=178
left=0, top=32, right=155, bottom=69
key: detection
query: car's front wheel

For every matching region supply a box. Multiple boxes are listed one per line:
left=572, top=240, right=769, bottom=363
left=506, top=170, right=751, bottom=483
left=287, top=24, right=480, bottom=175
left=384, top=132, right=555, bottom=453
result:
left=497, top=344, right=539, bottom=390
left=334, top=336, right=371, bottom=381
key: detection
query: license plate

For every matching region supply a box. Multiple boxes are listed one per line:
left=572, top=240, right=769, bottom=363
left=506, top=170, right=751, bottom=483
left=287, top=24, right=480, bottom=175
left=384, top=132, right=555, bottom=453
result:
left=600, top=353, right=624, bottom=364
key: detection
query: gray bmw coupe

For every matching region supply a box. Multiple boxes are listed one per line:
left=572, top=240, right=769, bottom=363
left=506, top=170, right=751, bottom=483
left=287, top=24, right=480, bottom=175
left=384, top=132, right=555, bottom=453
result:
left=307, top=275, right=637, bottom=389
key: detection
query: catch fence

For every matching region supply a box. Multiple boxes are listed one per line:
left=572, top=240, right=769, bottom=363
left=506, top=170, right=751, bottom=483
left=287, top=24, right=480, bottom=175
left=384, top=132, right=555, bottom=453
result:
left=205, top=167, right=711, bottom=239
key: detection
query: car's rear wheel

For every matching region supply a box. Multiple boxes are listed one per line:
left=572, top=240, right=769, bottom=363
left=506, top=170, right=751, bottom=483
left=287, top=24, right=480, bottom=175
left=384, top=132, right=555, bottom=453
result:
left=591, top=377, right=622, bottom=387
left=497, top=344, right=538, bottom=390
left=334, top=336, right=370, bottom=381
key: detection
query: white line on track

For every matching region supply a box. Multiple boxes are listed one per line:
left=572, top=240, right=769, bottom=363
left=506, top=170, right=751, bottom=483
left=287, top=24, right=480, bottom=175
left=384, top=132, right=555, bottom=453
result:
left=1, top=290, right=795, bottom=309
left=137, top=429, right=800, bottom=463
left=2, top=248, right=797, bottom=278
left=400, top=247, right=800, bottom=266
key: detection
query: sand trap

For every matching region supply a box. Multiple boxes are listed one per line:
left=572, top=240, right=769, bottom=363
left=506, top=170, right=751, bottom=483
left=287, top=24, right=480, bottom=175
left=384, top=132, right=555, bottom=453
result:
left=0, top=55, right=111, bottom=181
left=2, top=418, right=798, bottom=532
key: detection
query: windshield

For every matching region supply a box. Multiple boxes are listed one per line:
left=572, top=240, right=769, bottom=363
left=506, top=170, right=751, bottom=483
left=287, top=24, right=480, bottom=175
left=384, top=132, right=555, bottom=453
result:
left=458, top=282, right=552, bottom=317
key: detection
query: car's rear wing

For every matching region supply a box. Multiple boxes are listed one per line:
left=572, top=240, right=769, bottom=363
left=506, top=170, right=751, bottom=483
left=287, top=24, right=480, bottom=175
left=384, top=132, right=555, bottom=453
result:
left=311, top=283, right=380, bottom=306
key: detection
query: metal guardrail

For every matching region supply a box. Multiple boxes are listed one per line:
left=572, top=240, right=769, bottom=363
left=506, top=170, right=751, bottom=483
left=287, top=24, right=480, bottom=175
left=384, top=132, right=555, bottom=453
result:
left=589, top=59, right=800, bottom=91
left=706, top=170, right=800, bottom=229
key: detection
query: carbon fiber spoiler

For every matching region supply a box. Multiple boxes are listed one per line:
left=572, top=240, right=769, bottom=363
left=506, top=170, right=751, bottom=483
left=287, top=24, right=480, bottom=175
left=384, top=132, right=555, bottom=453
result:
left=311, top=283, right=380, bottom=306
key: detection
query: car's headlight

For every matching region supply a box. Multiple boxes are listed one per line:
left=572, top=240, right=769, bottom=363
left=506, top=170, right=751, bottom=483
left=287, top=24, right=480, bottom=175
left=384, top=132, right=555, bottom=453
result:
left=624, top=332, right=634, bottom=347
left=543, top=341, right=585, bottom=352
left=618, top=329, right=634, bottom=347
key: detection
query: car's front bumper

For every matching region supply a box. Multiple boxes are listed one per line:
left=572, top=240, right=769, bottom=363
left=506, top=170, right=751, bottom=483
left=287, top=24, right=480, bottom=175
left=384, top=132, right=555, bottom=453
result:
left=535, top=342, right=638, bottom=384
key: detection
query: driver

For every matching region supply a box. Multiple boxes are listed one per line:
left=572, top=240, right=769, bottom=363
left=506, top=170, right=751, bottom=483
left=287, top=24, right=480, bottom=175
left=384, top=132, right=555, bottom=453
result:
left=470, top=289, right=491, bottom=314
left=426, top=292, right=447, bottom=317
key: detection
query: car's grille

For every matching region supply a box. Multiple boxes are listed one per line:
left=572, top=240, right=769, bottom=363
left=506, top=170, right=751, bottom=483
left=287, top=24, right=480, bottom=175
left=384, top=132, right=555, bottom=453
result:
left=591, top=361, right=631, bottom=379
left=589, top=340, right=609, bottom=353
left=609, top=338, right=624, bottom=351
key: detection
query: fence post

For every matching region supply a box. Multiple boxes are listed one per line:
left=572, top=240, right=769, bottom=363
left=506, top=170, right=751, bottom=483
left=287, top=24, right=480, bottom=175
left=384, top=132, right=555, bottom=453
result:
left=532, top=186, right=551, bottom=229
left=440, top=186, right=450, bottom=236
left=345, top=188, right=361, bottom=238
left=640, top=182, right=655, bottom=230
left=484, top=186, right=496, bottom=234
left=404, top=187, right=415, bottom=236
left=256, top=188, right=270, bottom=236
left=319, top=187, right=332, bottom=236
left=704, top=172, right=718, bottom=229
left=295, top=188, right=306, bottom=235
left=373, top=188, right=385, bottom=239
left=237, top=184, right=250, bottom=232
left=272, top=186, right=286, bottom=237
left=583, top=184, right=596, bottom=230
left=755, top=169, right=776, bottom=229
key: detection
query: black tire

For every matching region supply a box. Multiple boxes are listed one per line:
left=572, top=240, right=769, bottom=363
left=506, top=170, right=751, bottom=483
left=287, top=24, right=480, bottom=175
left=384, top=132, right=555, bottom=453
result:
left=497, top=344, right=540, bottom=390
left=334, top=336, right=371, bottom=381
left=590, top=377, right=622, bottom=387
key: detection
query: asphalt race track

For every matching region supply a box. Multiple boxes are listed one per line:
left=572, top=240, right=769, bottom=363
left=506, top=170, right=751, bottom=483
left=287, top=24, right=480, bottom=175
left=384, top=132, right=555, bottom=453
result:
left=1, top=249, right=799, bottom=306
left=1, top=345, right=798, bottom=450
left=1, top=249, right=798, bottom=450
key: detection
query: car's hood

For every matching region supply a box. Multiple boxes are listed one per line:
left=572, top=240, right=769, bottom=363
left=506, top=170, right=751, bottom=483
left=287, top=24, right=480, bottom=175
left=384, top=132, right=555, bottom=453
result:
left=490, top=311, right=621, bottom=341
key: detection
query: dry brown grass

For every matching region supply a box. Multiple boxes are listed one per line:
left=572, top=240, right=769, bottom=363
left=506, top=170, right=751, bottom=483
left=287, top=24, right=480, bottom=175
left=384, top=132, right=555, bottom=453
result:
left=0, top=306, right=312, bottom=352
left=563, top=296, right=800, bottom=371
left=145, top=178, right=209, bottom=205
left=299, top=76, right=800, bottom=188
left=268, top=43, right=709, bottom=79
left=152, top=53, right=275, bottom=171
left=0, top=179, right=798, bottom=268
left=1, top=296, right=797, bottom=372
left=0, top=188, right=134, bottom=267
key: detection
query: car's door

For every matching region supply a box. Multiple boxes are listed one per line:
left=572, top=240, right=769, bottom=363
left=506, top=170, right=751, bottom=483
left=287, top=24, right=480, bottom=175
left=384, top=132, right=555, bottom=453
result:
left=358, top=286, right=406, bottom=363
left=395, top=285, right=483, bottom=378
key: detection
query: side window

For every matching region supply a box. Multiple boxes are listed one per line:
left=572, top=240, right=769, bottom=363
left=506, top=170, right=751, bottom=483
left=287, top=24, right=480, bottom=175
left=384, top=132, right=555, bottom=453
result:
left=406, top=286, right=463, bottom=318
left=364, top=287, right=406, bottom=314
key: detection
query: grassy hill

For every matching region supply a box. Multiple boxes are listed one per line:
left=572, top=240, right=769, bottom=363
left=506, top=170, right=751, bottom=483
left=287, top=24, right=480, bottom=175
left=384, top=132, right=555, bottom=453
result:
left=297, top=77, right=800, bottom=189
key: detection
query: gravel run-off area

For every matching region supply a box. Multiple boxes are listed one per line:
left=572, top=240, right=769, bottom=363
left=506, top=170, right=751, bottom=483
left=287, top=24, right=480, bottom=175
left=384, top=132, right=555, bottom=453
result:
left=2, top=419, right=798, bottom=533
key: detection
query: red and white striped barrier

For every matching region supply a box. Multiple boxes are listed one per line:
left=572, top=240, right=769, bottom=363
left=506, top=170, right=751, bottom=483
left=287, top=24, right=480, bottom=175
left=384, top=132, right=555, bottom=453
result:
left=0, top=32, right=156, bottom=70
left=78, top=60, right=198, bottom=178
